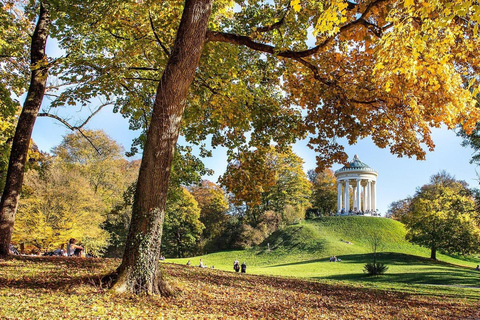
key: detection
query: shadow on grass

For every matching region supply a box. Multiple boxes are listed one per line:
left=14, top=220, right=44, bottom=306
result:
left=0, top=255, right=116, bottom=290
left=268, top=252, right=475, bottom=268
left=321, top=270, right=480, bottom=287
left=298, top=252, right=480, bottom=287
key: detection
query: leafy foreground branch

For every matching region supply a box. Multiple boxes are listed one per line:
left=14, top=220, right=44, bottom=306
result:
left=0, top=256, right=478, bottom=319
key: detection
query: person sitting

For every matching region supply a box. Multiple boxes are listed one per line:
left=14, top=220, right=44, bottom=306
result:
left=475, top=265, right=479, bottom=271
left=199, top=259, right=204, bottom=268
left=67, top=238, right=83, bottom=257
left=53, top=244, right=66, bottom=256
left=9, top=244, right=19, bottom=255
left=186, top=260, right=191, bottom=266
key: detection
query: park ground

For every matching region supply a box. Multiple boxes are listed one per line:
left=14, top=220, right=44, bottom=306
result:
left=0, top=255, right=479, bottom=319
left=2, top=217, right=480, bottom=319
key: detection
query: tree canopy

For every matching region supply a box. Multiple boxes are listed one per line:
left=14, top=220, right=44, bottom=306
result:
left=220, top=146, right=311, bottom=225
left=402, top=172, right=480, bottom=260
left=307, top=168, right=337, bottom=217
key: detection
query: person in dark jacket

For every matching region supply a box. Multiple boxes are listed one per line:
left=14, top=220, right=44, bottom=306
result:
left=241, top=262, right=246, bottom=273
left=234, top=259, right=240, bottom=272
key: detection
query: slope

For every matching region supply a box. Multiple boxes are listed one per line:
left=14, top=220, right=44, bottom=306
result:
left=171, top=217, right=480, bottom=294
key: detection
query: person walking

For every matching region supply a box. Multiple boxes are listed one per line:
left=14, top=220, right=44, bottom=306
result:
left=241, top=262, right=246, bottom=273
left=234, top=259, right=240, bottom=272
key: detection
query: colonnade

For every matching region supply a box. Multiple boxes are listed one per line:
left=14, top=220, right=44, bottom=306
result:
left=337, top=179, right=376, bottom=214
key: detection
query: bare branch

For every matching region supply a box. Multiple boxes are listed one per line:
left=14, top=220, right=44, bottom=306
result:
left=46, top=53, right=70, bottom=69
left=38, top=101, right=113, bottom=154
left=78, top=102, right=113, bottom=128
left=128, top=66, right=159, bottom=71
left=149, top=11, right=170, bottom=57
left=123, top=77, right=160, bottom=82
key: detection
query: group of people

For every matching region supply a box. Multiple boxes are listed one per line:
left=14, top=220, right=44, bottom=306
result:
left=10, top=238, right=84, bottom=257
left=186, top=259, right=215, bottom=269
left=329, top=256, right=341, bottom=262
left=234, top=259, right=246, bottom=273
left=186, top=259, right=247, bottom=273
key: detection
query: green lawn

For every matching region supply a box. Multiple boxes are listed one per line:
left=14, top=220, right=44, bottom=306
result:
left=170, top=217, right=480, bottom=299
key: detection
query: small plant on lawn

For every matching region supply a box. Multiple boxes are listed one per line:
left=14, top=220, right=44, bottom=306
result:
left=364, top=231, right=388, bottom=276
left=363, top=262, right=389, bottom=276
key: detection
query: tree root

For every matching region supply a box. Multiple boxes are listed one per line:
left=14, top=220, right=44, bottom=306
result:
left=104, top=269, right=174, bottom=297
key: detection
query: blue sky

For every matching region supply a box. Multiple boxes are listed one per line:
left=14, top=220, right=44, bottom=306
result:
left=32, top=104, right=479, bottom=216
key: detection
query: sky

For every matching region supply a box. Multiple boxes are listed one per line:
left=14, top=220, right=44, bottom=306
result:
left=32, top=104, right=479, bottom=216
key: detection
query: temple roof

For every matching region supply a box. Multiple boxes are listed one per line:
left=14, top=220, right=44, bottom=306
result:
left=335, top=155, right=377, bottom=175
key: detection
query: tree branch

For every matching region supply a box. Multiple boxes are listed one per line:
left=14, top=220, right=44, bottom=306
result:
left=255, top=5, right=290, bottom=33
left=123, top=77, right=160, bottom=82
left=127, top=66, right=159, bottom=71
left=149, top=11, right=170, bottom=57
left=38, top=101, right=113, bottom=154
left=206, top=0, right=389, bottom=59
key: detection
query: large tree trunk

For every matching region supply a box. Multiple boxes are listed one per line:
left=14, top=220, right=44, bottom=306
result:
left=0, top=2, right=50, bottom=256
left=430, top=247, right=437, bottom=260
left=113, top=0, right=213, bottom=295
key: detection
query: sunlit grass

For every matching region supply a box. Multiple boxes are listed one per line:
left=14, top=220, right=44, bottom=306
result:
left=170, top=217, right=480, bottom=298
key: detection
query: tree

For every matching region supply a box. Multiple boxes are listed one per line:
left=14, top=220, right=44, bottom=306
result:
left=307, top=168, right=337, bottom=217
left=13, top=160, right=109, bottom=255
left=37, top=0, right=480, bottom=294
left=189, top=180, right=229, bottom=252
left=0, top=85, right=20, bottom=192
left=0, top=1, right=51, bottom=255
left=102, top=146, right=210, bottom=258
left=0, top=0, right=116, bottom=256
left=403, top=172, right=480, bottom=260
left=220, top=146, right=311, bottom=226
left=386, top=198, right=412, bottom=222
left=363, top=231, right=388, bottom=276
left=52, top=130, right=133, bottom=211
left=161, top=187, right=204, bottom=258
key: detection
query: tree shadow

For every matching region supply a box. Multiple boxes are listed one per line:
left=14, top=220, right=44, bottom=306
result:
left=0, top=255, right=116, bottom=291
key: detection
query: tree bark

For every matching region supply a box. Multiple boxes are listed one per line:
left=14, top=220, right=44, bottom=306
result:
left=430, top=247, right=437, bottom=260
left=0, top=2, right=50, bottom=256
left=113, top=0, right=213, bottom=295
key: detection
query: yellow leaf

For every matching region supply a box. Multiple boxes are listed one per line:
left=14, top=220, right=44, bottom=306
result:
left=404, top=0, right=414, bottom=8
left=291, top=0, right=301, bottom=12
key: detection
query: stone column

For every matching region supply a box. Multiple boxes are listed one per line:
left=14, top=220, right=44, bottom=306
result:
left=345, top=179, right=350, bottom=213
left=372, top=181, right=377, bottom=212
left=337, top=181, right=342, bottom=213
left=362, top=181, right=367, bottom=212
left=356, top=179, right=361, bottom=212
left=366, top=180, right=371, bottom=211
left=352, top=185, right=357, bottom=211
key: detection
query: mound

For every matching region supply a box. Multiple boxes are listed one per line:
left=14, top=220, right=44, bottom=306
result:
left=261, top=216, right=423, bottom=258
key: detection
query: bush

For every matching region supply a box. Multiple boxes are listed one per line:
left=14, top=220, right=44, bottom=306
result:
left=363, top=262, right=388, bottom=276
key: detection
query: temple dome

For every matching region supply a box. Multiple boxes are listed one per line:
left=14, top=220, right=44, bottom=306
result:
left=335, top=155, right=377, bottom=175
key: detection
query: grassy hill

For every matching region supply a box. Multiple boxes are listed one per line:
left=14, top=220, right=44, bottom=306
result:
left=170, top=217, right=480, bottom=297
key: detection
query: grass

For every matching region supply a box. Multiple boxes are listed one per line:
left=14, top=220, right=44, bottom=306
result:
left=1, top=256, right=479, bottom=319
left=170, top=217, right=480, bottom=298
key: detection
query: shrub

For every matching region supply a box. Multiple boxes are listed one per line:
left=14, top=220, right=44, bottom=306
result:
left=363, top=262, right=388, bottom=276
